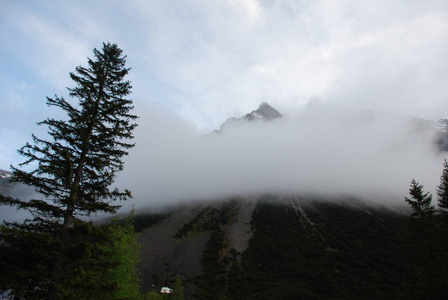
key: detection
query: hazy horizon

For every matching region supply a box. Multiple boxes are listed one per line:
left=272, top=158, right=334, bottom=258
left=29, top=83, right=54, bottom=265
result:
left=112, top=102, right=445, bottom=212
left=2, top=0, right=447, bottom=218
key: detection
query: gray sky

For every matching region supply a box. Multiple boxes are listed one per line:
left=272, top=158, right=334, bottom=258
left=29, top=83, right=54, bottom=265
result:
left=1, top=0, right=448, bottom=208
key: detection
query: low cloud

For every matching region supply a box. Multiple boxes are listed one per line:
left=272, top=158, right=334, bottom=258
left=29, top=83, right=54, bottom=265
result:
left=117, top=103, right=445, bottom=210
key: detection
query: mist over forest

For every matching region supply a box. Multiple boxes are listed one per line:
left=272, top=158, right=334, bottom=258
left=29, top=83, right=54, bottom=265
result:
left=117, top=102, right=445, bottom=211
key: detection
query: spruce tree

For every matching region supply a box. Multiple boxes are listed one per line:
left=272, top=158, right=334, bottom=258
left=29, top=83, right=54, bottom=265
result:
left=404, top=178, right=448, bottom=298
left=172, top=276, right=185, bottom=300
left=0, top=42, right=138, bottom=299
left=436, top=159, right=448, bottom=221
left=405, top=179, right=435, bottom=233
left=99, top=217, right=141, bottom=300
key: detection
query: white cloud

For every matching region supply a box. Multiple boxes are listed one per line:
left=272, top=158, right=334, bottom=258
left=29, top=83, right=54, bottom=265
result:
left=3, top=0, right=448, bottom=132
left=124, top=0, right=448, bottom=129
left=1, top=0, right=448, bottom=204
left=117, top=103, right=445, bottom=210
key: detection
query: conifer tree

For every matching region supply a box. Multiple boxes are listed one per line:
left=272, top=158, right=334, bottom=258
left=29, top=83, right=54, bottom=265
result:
left=436, top=159, right=448, bottom=221
left=0, top=42, right=138, bottom=299
left=99, top=217, right=141, bottom=300
left=172, top=276, right=185, bottom=300
left=405, top=179, right=435, bottom=233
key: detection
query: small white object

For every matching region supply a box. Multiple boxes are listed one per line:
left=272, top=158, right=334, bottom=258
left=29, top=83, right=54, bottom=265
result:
left=160, top=287, right=172, bottom=294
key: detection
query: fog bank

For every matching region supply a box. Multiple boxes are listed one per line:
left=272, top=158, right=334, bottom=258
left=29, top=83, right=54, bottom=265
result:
left=118, top=104, right=445, bottom=209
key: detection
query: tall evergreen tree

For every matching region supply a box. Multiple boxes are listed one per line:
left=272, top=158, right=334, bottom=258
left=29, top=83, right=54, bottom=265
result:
left=404, top=177, right=448, bottom=299
left=436, top=159, right=448, bottom=221
left=172, top=276, right=185, bottom=300
left=404, top=179, right=435, bottom=232
left=0, top=42, right=138, bottom=299
left=99, top=217, right=142, bottom=300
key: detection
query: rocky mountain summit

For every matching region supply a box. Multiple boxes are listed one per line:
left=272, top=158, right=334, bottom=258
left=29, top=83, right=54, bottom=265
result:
left=217, top=102, right=282, bottom=132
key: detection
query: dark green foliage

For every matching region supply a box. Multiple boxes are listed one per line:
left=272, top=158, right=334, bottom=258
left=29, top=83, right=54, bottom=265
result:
left=133, top=195, right=448, bottom=299
left=174, top=207, right=215, bottom=239
left=194, top=229, right=229, bottom=299
left=143, top=291, right=163, bottom=300
left=7, top=42, right=137, bottom=222
left=405, top=179, right=435, bottom=233
left=0, top=221, right=125, bottom=299
left=128, top=212, right=171, bottom=233
left=0, top=42, right=138, bottom=299
left=437, top=159, right=448, bottom=221
left=174, top=200, right=238, bottom=239
left=306, top=200, right=412, bottom=299
left=99, top=218, right=142, bottom=300
left=191, top=200, right=240, bottom=299
left=172, top=276, right=185, bottom=300
left=402, top=164, right=448, bottom=299
left=236, top=197, right=329, bottom=300
left=190, top=197, right=442, bottom=299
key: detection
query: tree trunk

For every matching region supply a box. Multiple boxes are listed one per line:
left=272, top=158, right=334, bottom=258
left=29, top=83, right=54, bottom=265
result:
left=49, top=83, right=105, bottom=300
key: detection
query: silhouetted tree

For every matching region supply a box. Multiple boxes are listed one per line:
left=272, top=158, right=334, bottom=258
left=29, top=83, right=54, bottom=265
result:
left=405, top=179, right=435, bottom=233
left=404, top=172, right=448, bottom=299
left=436, top=159, right=448, bottom=222
left=0, top=42, right=138, bottom=299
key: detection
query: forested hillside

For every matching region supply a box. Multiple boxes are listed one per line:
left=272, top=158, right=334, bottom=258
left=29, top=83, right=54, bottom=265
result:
left=134, top=195, right=448, bottom=299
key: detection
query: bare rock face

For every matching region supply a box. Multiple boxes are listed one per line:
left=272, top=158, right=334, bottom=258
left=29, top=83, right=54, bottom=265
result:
left=137, top=203, right=210, bottom=296
left=136, top=199, right=257, bottom=297
left=218, top=102, right=282, bottom=132
left=244, top=102, right=282, bottom=121
left=227, top=198, right=256, bottom=259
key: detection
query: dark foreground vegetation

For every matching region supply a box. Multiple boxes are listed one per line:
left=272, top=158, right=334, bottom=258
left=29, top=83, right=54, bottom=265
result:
left=0, top=42, right=144, bottom=299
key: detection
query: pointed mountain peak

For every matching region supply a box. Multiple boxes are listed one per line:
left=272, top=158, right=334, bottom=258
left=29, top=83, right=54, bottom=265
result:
left=250, top=102, right=282, bottom=120
left=217, top=102, right=282, bottom=132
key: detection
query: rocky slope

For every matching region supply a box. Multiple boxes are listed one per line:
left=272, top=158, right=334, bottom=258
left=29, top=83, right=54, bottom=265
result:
left=133, top=195, right=444, bottom=299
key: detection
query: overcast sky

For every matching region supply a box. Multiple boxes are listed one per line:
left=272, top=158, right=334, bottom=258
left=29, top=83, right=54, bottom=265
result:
left=1, top=0, right=448, bottom=208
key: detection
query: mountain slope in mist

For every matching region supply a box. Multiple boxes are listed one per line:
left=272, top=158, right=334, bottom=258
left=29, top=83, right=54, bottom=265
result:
left=119, top=102, right=446, bottom=212
left=0, top=175, right=36, bottom=222
left=134, top=195, right=448, bottom=299
left=130, top=104, right=448, bottom=298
